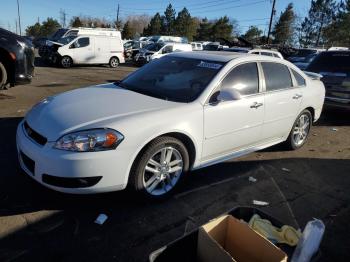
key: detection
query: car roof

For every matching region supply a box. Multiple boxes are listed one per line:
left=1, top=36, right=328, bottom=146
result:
left=168, top=51, right=247, bottom=62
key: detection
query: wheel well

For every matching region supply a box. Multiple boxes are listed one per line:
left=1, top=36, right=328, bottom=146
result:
left=110, top=56, right=119, bottom=62
left=305, top=107, right=315, bottom=121
left=0, top=48, right=15, bottom=83
left=137, top=132, right=196, bottom=169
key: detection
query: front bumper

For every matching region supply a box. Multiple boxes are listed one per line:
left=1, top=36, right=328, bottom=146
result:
left=16, top=121, right=130, bottom=194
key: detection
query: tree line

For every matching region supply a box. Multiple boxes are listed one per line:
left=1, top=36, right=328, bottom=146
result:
left=25, top=0, right=350, bottom=47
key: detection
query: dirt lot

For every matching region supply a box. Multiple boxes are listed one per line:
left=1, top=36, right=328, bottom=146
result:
left=0, top=62, right=349, bottom=262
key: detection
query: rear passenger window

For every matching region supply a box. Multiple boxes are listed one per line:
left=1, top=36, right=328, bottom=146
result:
left=262, top=62, right=292, bottom=91
left=292, top=69, right=306, bottom=86
left=261, top=52, right=273, bottom=57
left=220, top=63, right=259, bottom=96
left=273, top=53, right=279, bottom=58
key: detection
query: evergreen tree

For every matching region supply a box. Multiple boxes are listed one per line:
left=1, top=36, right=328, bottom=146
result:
left=300, top=0, right=338, bottom=46
left=40, top=18, right=61, bottom=37
left=243, top=26, right=263, bottom=44
left=70, top=16, right=83, bottom=27
left=195, top=18, right=213, bottom=41
left=25, top=22, right=41, bottom=38
left=143, top=13, right=162, bottom=36
left=174, top=8, right=197, bottom=41
left=211, top=16, right=233, bottom=41
left=122, top=21, right=134, bottom=39
left=161, top=4, right=176, bottom=35
left=272, top=3, right=296, bottom=45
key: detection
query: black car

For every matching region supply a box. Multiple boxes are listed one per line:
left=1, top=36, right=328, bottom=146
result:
left=0, top=28, right=35, bottom=89
left=306, top=51, right=350, bottom=109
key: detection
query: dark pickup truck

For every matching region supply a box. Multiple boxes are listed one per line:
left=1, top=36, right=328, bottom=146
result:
left=306, top=51, right=350, bottom=109
left=0, top=28, right=35, bottom=89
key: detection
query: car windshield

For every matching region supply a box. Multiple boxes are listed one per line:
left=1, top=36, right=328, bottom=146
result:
left=118, top=56, right=225, bottom=102
left=51, top=29, right=68, bottom=41
left=144, top=43, right=164, bottom=52
left=57, top=36, right=77, bottom=45
left=204, top=44, right=219, bottom=51
left=294, top=49, right=317, bottom=57
left=307, top=52, right=350, bottom=75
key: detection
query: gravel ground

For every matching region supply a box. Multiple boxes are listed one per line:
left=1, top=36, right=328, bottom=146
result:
left=0, top=61, right=349, bottom=262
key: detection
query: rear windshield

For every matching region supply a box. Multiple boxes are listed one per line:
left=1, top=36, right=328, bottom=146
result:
left=119, top=56, right=225, bottom=102
left=307, top=52, right=350, bottom=74
left=294, top=49, right=317, bottom=57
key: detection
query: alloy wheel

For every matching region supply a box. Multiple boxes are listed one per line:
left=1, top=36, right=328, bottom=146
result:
left=143, top=146, right=183, bottom=196
left=292, top=113, right=310, bottom=146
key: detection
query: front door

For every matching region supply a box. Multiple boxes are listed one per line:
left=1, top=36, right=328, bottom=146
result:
left=70, top=37, right=94, bottom=64
left=202, top=62, right=265, bottom=162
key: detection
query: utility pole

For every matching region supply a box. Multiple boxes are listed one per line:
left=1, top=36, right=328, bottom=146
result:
left=16, top=0, right=22, bottom=35
left=60, top=9, right=67, bottom=28
left=267, top=0, right=276, bottom=44
left=15, top=19, right=18, bottom=34
left=116, top=3, right=120, bottom=29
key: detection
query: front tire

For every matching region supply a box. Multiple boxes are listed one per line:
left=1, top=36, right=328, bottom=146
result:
left=61, top=56, right=72, bottom=68
left=286, top=110, right=312, bottom=150
left=129, top=137, right=189, bottom=199
left=0, top=61, right=8, bottom=90
left=109, top=57, right=119, bottom=68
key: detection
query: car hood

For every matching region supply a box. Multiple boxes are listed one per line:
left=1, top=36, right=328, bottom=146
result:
left=25, top=83, right=178, bottom=141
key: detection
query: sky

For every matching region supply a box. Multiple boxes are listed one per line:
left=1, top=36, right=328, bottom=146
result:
left=0, top=0, right=335, bottom=35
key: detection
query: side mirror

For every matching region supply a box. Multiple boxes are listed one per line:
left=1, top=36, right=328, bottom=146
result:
left=217, top=88, right=241, bottom=102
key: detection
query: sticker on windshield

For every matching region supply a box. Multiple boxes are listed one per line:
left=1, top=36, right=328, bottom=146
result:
left=197, top=61, right=222, bottom=70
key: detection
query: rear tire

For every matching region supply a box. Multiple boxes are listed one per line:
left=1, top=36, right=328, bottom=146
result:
left=61, top=56, right=72, bottom=68
left=0, top=61, right=8, bottom=90
left=285, top=110, right=312, bottom=150
left=129, top=136, right=189, bottom=200
left=109, top=57, right=119, bottom=68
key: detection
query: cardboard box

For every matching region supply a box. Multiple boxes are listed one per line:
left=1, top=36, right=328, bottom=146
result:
left=197, top=215, right=287, bottom=262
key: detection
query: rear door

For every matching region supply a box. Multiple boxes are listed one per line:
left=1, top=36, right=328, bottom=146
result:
left=261, top=62, right=303, bottom=141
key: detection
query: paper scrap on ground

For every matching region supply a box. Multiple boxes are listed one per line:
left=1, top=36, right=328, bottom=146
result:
left=95, top=214, right=108, bottom=225
left=248, top=176, right=257, bottom=183
left=282, top=167, right=291, bottom=172
left=331, top=128, right=338, bottom=131
left=253, top=200, right=269, bottom=206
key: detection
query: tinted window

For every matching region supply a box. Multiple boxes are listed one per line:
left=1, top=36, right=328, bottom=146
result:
left=72, top=37, right=89, bottom=48
left=261, top=52, right=273, bottom=57
left=252, top=52, right=260, bottom=55
left=262, top=62, right=292, bottom=91
left=292, top=69, right=306, bottom=86
left=273, top=53, right=279, bottom=58
left=307, top=52, right=350, bottom=75
left=163, top=45, right=173, bottom=54
left=220, top=63, right=259, bottom=96
left=120, top=57, right=225, bottom=103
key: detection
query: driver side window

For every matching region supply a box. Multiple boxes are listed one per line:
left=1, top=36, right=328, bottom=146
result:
left=220, top=62, right=259, bottom=96
left=162, top=45, right=173, bottom=54
left=70, top=37, right=90, bottom=49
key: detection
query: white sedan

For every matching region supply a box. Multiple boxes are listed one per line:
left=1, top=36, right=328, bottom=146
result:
left=16, top=52, right=325, bottom=198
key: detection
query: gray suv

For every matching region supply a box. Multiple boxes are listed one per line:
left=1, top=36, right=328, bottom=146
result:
left=307, top=51, right=350, bottom=109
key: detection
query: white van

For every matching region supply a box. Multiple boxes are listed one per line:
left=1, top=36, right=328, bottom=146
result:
left=134, top=42, right=192, bottom=64
left=53, top=35, right=125, bottom=68
left=64, top=27, right=121, bottom=37
left=191, top=42, right=203, bottom=51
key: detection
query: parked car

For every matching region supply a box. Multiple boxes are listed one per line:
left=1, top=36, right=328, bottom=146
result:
left=148, top=35, right=188, bottom=44
left=17, top=52, right=325, bottom=198
left=50, top=34, right=125, bottom=68
left=0, top=28, right=35, bottom=89
left=191, top=42, right=203, bottom=51
left=203, top=42, right=228, bottom=51
left=124, top=40, right=150, bottom=60
left=288, top=48, right=325, bottom=63
left=134, top=42, right=192, bottom=65
left=293, top=53, right=318, bottom=70
left=306, top=51, right=350, bottom=109
left=39, top=28, right=121, bottom=59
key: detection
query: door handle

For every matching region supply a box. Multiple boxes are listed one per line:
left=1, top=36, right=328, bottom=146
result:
left=250, top=102, right=263, bottom=109
left=292, top=94, right=302, bottom=99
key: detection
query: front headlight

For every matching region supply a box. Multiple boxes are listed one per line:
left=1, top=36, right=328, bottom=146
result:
left=54, top=129, right=124, bottom=152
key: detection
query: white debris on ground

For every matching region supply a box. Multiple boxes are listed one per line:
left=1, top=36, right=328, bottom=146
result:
left=248, top=176, right=257, bottom=183
left=252, top=200, right=269, bottom=206
left=282, top=167, right=291, bottom=172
